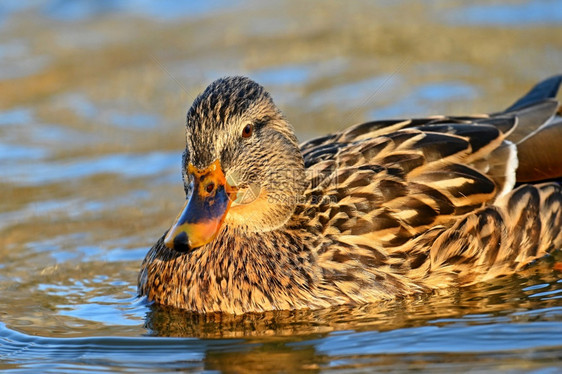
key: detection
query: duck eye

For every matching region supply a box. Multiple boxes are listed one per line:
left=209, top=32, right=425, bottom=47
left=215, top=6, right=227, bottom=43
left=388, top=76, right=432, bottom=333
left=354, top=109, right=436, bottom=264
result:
left=241, top=123, right=253, bottom=138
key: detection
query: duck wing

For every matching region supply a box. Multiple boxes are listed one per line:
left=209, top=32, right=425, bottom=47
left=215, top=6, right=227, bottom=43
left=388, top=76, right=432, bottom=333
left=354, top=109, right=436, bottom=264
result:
left=302, top=75, right=562, bottom=182
left=299, top=76, right=562, bottom=244
left=295, top=76, right=562, bottom=296
left=299, top=118, right=518, bottom=247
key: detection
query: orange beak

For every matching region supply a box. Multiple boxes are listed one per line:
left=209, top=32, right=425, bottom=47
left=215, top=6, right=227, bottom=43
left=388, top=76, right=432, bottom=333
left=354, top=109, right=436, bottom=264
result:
left=164, top=160, right=236, bottom=252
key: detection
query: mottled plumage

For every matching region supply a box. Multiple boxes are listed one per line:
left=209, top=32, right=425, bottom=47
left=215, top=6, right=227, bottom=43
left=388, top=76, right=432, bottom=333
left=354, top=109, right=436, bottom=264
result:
left=139, top=75, right=562, bottom=314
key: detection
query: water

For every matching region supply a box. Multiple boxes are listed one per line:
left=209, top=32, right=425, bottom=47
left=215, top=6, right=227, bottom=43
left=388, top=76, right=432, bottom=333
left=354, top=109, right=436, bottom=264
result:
left=1, top=0, right=562, bottom=372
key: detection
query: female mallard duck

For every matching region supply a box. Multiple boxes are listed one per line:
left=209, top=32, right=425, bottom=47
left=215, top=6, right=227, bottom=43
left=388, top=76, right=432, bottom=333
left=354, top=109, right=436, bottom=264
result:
left=139, top=75, right=562, bottom=314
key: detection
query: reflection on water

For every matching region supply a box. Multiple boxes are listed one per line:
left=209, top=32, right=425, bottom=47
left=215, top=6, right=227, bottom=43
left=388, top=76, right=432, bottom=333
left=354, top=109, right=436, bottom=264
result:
left=144, top=261, right=562, bottom=339
left=2, top=260, right=562, bottom=372
left=1, top=0, right=562, bottom=372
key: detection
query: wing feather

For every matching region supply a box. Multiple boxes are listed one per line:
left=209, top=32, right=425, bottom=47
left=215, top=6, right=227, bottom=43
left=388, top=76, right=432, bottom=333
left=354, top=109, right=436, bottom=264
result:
left=299, top=118, right=515, bottom=249
left=293, top=76, right=562, bottom=299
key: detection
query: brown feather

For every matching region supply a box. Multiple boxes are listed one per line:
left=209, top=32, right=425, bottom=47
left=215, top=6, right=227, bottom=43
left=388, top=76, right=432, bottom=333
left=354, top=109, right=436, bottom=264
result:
left=517, top=116, right=562, bottom=181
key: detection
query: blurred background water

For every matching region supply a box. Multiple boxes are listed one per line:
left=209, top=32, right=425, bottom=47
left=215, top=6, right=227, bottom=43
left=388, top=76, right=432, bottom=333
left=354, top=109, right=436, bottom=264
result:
left=1, top=0, right=562, bottom=372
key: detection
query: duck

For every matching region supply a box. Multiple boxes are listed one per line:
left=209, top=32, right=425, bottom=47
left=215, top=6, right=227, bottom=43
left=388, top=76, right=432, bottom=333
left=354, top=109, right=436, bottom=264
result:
left=139, top=75, right=562, bottom=315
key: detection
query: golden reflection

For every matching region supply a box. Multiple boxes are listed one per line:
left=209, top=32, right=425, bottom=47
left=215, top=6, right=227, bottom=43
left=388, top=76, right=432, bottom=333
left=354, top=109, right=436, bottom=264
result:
left=134, top=255, right=562, bottom=372
left=145, top=252, right=562, bottom=338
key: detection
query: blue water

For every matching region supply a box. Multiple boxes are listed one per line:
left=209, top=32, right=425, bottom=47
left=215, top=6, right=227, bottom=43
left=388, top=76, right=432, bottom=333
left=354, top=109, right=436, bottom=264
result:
left=2, top=291, right=562, bottom=372
left=444, top=0, right=562, bottom=26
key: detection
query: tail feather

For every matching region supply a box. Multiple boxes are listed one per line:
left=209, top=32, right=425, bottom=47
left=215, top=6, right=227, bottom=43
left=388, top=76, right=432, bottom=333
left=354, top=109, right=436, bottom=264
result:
left=517, top=115, right=562, bottom=182
left=504, top=75, right=562, bottom=112
left=500, top=99, right=559, bottom=144
left=493, top=75, right=562, bottom=182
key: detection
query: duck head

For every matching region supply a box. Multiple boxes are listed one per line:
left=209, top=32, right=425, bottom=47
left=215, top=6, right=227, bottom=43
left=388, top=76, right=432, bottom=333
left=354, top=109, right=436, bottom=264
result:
left=164, top=76, right=306, bottom=252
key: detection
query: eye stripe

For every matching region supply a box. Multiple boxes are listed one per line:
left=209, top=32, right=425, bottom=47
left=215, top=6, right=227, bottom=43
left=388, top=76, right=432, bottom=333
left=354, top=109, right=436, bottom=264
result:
left=254, top=118, right=269, bottom=129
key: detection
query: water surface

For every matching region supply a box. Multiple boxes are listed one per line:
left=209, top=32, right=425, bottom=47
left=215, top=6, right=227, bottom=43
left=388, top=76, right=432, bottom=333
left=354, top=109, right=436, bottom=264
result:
left=1, top=0, right=562, bottom=372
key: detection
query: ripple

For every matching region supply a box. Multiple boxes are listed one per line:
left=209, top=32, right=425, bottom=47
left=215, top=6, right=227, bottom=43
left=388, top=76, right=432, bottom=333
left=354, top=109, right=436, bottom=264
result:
left=3, top=151, right=178, bottom=186
left=0, top=322, right=221, bottom=372
left=42, top=0, right=241, bottom=21
left=370, top=81, right=478, bottom=119
left=309, top=75, right=402, bottom=110
left=308, top=322, right=562, bottom=355
left=523, top=283, right=551, bottom=292
left=444, top=0, right=562, bottom=26
left=0, top=108, right=32, bottom=126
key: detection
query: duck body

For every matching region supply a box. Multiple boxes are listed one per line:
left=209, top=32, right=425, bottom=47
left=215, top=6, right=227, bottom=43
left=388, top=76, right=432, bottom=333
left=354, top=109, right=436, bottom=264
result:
left=139, top=75, right=562, bottom=314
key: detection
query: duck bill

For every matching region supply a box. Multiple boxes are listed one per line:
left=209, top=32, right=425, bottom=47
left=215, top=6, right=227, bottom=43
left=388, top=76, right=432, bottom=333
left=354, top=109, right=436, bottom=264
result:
left=164, top=160, right=234, bottom=252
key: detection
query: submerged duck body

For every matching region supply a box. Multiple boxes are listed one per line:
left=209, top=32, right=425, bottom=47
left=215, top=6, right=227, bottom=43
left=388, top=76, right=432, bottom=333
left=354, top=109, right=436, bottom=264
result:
left=139, top=75, right=562, bottom=314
